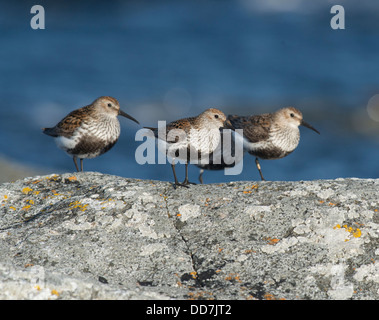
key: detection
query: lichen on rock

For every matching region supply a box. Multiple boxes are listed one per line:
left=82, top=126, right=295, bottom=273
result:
left=0, top=172, right=378, bottom=299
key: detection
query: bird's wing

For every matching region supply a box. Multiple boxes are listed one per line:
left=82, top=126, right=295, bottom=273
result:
left=227, top=114, right=271, bottom=143
left=166, top=117, right=194, bottom=131
left=146, top=117, right=194, bottom=137
left=43, top=106, right=92, bottom=138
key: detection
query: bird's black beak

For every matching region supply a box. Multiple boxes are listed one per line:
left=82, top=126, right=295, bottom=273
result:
left=119, top=109, right=140, bottom=124
left=223, top=119, right=234, bottom=130
left=301, top=120, right=320, bottom=134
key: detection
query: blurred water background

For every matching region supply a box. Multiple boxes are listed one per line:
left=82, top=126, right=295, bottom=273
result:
left=0, top=0, right=378, bottom=183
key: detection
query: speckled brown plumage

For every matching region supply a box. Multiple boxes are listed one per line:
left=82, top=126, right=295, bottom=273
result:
left=147, top=108, right=228, bottom=188
left=227, top=113, right=271, bottom=144
left=225, top=107, right=319, bottom=180
left=42, top=96, right=139, bottom=172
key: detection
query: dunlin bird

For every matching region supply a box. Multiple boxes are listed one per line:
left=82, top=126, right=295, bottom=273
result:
left=42, top=96, right=139, bottom=172
left=147, top=108, right=227, bottom=188
left=227, top=107, right=319, bottom=180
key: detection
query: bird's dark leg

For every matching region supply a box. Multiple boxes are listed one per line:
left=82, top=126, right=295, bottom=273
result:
left=73, top=156, right=80, bottom=172
left=171, top=163, right=179, bottom=185
left=255, top=157, right=265, bottom=181
left=171, top=163, right=189, bottom=189
left=182, top=163, right=196, bottom=185
left=80, top=158, right=84, bottom=172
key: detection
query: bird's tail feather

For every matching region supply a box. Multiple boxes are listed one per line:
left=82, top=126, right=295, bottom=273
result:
left=42, top=127, right=58, bottom=137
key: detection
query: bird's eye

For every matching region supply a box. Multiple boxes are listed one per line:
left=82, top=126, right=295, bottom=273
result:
left=290, top=113, right=295, bottom=118
left=107, top=103, right=112, bottom=107
left=214, top=114, right=219, bottom=119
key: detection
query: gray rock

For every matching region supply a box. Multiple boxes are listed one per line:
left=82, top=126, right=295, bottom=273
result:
left=0, top=172, right=378, bottom=300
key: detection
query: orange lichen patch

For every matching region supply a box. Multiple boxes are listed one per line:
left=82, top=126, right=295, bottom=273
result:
left=21, top=199, right=34, bottom=210
left=67, top=176, right=77, bottom=181
left=99, top=198, right=116, bottom=205
left=69, top=200, right=88, bottom=212
left=51, top=190, right=62, bottom=196
left=1, top=195, right=8, bottom=206
left=190, top=271, right=198, bottom=279
left=265, top=237, right=280, bottom=245
left=225, top=273, right=242, bottom=283
left=9, top=206, right=16, bottom=211
left=319, top=200, right=337, bottom=206
left=24, top=263, right=34, bottom=268
left=263, top=293, right=285, bottom=300
left=244, top=185, right=258, bottom=189
left=264, top=293, right=276, bottom=300
left=333, top=224, right=362, bottom=239
left=34, top=285, right=41, bottom=291
left=22, top=187, right=33, bottom=194
left=187, top=291, right=214, bottom=300
left=51, top=289, right=59, bottom=296
left=224, top=274, right=233, bottom=281
left=352, top=228, right=362, bottom=238
left=242, top=185, right=259, bottom=194
left=176, top=213, right=181, bottom=217
left=353, top=222, right=365, bottom=227
left=343, top=224, right=352, bottom=232
left=47, top=175, right=59, bottom=180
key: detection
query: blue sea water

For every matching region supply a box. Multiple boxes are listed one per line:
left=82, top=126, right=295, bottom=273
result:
left=0, top=0, right=378, bottom=183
